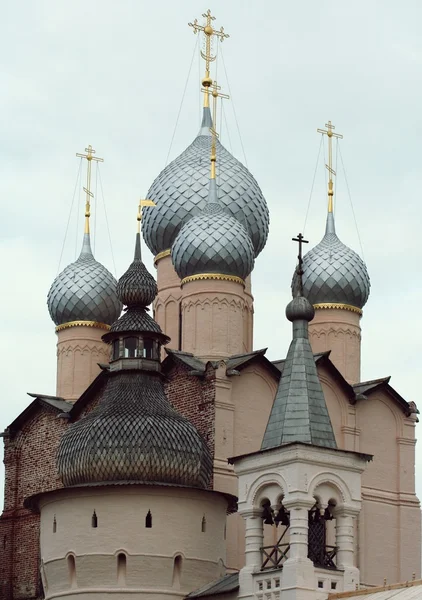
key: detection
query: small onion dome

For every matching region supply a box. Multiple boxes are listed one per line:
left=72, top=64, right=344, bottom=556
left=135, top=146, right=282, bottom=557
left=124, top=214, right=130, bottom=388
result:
left=171, top=179, right=254, bottom=282
left=57, top=371, right=213, bottom=488
left=47, top=233, right=122, bottom=326
left=116, top=233, right=157, bottom=308
left=286, top=295, right=315, bottom=322
left=142, top=107, right=269, bottom=258
left=292, top=213, right=370, bottom=310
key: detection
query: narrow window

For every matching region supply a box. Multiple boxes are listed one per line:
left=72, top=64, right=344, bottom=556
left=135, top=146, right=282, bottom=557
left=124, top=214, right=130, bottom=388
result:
left=112, top=339, right=120, bottom=360
left=224, top=524, right=226, bottom=540
left=145, top=510, right=152, bottom=528
left=67, top=555, right=76, bottom=587
left=331, top=582, right=337, bottom=590
left=91, top=510, right=98, bottom=528
left=201, top=515, right=206, bottom=533
left=124, top=337, right=138, bottom=358
left=172, top=555, right=183, bottom=588
left=144, top=339, right=154, bottom=359
left=3, top=535, right=6, bottom=549
left=53, top=515, right=57, bottom=533
left=318, top=580, right=324, bottom=589
left=117, top=553, right=127, bottom=585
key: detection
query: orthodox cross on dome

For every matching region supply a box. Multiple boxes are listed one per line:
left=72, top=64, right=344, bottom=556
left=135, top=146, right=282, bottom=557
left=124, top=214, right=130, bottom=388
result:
left=76, top=145, right=104, bottom=234
left=137, top=199, right=155, bottom=233
left=317, top=121, right=343, bottom=213
left=189, top=9, right=229, bottom=108
left=204, top=81, right=229, bottom=180
left=292, top=233, right=309, bottom=295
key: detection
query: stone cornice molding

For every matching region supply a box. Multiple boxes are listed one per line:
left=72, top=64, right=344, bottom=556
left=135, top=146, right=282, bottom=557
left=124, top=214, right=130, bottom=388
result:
left=181, top=273, right=245, bottom=286
left=396, top=436, right=416, bottom=446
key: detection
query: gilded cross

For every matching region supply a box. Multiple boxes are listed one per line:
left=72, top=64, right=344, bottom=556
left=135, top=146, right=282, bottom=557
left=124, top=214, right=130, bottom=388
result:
left=189, top=9, right=230, bottom=107
left=137, top=199, right=155, bottom=233
left=76, top=145, right=104, bottom=234
left=317, top=121, right=343, bottom=213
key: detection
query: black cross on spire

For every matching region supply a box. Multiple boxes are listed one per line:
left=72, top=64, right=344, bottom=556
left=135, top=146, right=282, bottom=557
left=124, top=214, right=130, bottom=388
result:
left=292, top=233, right=309, bottom=296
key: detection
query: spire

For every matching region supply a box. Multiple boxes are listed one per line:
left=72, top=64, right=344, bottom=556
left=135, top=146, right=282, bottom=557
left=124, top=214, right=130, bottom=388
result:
left=189, top=9, right=229, bottom=108
left=76, top=145, right=104, bottom=235
left=261, top=234, right=337, bottom=450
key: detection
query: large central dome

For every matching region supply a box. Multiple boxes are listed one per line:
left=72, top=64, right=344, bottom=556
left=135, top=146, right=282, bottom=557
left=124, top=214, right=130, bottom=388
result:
left=142, top=108, right=269, bottom=257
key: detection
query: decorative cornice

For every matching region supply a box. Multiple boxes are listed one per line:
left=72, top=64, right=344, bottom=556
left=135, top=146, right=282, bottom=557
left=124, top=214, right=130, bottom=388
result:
left=313, top=302, right=363, bottom=316
left=181, top=273, right=245, bottom=286
left=154, top=249, right=171, bottom=265
left=55, top=321, right=111, bottom=333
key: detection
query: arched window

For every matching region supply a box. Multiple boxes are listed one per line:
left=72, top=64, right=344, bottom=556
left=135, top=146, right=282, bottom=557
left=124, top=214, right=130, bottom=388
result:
left=117, top=553, right=127, bottom=585
left=112, top=339, right=120, bottom=360
left=307, top=499, right=336, bottom=569
left=91, top=511, right=98, bottom=528
left=67, top=554, right=77, bottom=587
left=124, top=337, right=138, bottom=358
left=172, top=555, right=183, bottom=588
left=145, top=510, right=152, bottom=528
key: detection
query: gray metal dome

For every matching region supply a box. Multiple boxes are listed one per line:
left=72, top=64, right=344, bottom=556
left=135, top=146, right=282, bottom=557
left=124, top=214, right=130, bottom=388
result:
left=171, top=179, right=254, bottom=281
left=292, top=212, right=370, bottom=310
left=116, top=233, right=157, bottom=308
left=56, top=371, right=213, bottom=489
left=142, top=107, right=269, bottom=257
left=47, top=233, right=122, bottom=326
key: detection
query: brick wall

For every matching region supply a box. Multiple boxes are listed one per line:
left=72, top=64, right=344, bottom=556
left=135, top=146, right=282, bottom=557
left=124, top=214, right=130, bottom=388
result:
left=165, top=361, right=216, bottom=488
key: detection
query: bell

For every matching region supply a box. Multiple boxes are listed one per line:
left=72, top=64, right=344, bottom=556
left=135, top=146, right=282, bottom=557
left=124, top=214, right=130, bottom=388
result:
left=261, top=502, right=274, bottom=525
left=274, top=505, right=290, bottom=527
left=324, top=506, right=334, bottom=521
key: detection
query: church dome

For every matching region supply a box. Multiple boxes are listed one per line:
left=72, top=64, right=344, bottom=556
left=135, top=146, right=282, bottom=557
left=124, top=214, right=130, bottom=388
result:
left=57, top=372, right=213, bottom=489
left=57, top=232, right=212, bottom=490
left=292, top=212, right=370, bottom=310
left=142, top=107, right=269, bottom=258
left=47, top=233, right=122, bottom=327
left=171, top=180, right=254, bottom=281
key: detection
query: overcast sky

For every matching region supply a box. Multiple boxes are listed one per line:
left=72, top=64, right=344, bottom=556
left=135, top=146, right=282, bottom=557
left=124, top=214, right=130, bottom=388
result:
left=1, top=1, right=422, bottom=507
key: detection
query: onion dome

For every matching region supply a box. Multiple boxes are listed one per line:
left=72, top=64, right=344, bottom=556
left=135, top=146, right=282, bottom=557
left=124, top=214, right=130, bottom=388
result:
left=171, top=178, right=254, bottom=281
left=47, top=233, right=122, bottom=327
left=57, top=233, right=212, bottom=489
left=142, top=107, right=269, bottom=258
left=292, top=212, right=370, bottom=311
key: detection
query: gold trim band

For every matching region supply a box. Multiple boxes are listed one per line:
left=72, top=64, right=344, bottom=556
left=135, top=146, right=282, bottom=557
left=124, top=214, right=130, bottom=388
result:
left=154, top=249, right=171, bottom=265
left=313, top=303, right=363, bottom=316
left=55, top=321, right=111, bottom=333
left=181, top=273, right=245, bottom=286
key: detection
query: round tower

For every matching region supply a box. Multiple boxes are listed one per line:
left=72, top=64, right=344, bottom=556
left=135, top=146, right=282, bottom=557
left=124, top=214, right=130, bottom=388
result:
left=293, top=122, right=370, bottom=383
left=32, top=230, right=230, bottom=600
left=47, top=146, right=121, bottom=401
left=142, top=13, right=268, bottom=353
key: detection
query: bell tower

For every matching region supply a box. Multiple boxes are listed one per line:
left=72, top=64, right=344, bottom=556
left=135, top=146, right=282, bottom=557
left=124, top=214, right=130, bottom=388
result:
left=231, top=235, right=371, bottom=599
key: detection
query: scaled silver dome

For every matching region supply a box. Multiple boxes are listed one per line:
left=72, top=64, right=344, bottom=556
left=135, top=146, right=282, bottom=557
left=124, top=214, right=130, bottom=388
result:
left=116, top=233, right=157, bottom=308
left=47, top=233, right=122, bottom=326
left=292, top=212, right=370, bottom=309
left=142, top=107, right=269, bottom=257
left=57, top=372, right=213, bottom=489
left=171, top=180, right=254, bottom=281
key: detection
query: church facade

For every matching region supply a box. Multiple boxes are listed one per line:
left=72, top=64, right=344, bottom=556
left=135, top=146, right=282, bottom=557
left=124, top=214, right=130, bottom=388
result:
left=0, top=10, right=420, bottom=600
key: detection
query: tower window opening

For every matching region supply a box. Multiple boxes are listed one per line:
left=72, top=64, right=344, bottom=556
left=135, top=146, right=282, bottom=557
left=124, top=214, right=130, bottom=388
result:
left=112, top=339, right=120, bottom=360
left=53, top=515, right=57, bottom=533
left=172, top=554, right=183, bottom=588
left=145, top=510, right=152, bottom=528
left=3, top=535, right=6, bottom=549
left=143, top=339, right=154, bottom=359
left=67, top=554, right=77, bottom=587
left=117, top=553, right=127, bottom=585
left=91, top=510, right=98, bottom=528
left=201, top=515, right=206, bottom=532
left=124, top=337, right=138, bottom=358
